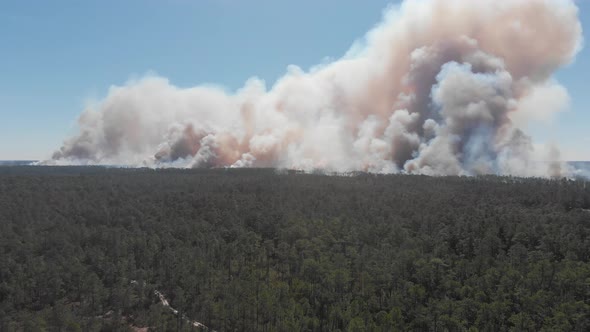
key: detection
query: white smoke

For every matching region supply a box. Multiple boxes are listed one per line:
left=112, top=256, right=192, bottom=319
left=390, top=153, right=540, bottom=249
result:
left=49, top=0, right=583, bottom=176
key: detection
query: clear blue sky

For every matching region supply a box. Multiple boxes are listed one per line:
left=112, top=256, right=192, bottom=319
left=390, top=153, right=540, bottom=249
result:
left=0, top=0, right=588, bottom=160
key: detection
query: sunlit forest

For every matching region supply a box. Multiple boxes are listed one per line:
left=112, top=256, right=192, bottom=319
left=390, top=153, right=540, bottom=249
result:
left=1, top=166, right=589, bottom=331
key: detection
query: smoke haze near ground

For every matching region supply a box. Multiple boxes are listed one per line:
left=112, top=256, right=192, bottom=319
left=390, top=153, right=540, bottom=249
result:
left=49, top=0, right=583, bottom=177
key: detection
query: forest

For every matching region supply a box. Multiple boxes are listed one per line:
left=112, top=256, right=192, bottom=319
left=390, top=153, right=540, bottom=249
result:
left=0, top=166, right=589, bottom=331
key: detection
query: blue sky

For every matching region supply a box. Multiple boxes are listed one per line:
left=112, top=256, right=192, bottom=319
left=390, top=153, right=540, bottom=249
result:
left=0, top=0, right=588, bottom=160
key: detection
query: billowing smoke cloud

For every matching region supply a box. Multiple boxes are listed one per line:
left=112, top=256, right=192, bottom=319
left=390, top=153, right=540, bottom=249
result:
left=50, top=0, right=583, bottom=176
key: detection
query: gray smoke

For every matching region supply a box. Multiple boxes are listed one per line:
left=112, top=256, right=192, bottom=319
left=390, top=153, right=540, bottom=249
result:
left=50, top=0, right=583, bottom=176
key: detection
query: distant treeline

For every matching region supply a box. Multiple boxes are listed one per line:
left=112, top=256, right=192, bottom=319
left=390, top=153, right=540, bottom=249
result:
left=0, top=167, right=589, bottom=331
left=0, top=161, right=36, bottom=167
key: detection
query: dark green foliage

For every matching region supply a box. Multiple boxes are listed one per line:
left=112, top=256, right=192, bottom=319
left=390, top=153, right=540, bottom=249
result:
left=0, top=167, right=589, bottom=331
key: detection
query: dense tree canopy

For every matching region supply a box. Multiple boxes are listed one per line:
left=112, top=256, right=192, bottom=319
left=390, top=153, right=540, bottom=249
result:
left=0, top=166, right=589, bottom=331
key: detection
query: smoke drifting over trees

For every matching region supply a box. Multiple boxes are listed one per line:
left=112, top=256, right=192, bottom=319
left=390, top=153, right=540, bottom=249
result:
left=51, top=0, right=582, bottom=176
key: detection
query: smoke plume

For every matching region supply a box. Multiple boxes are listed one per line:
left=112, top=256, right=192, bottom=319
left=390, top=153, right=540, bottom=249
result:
left=50, top=0, right=583, bottom=176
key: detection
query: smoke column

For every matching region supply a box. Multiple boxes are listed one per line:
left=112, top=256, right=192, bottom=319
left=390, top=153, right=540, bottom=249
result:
left=50, top=0, right=583, bottom=176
